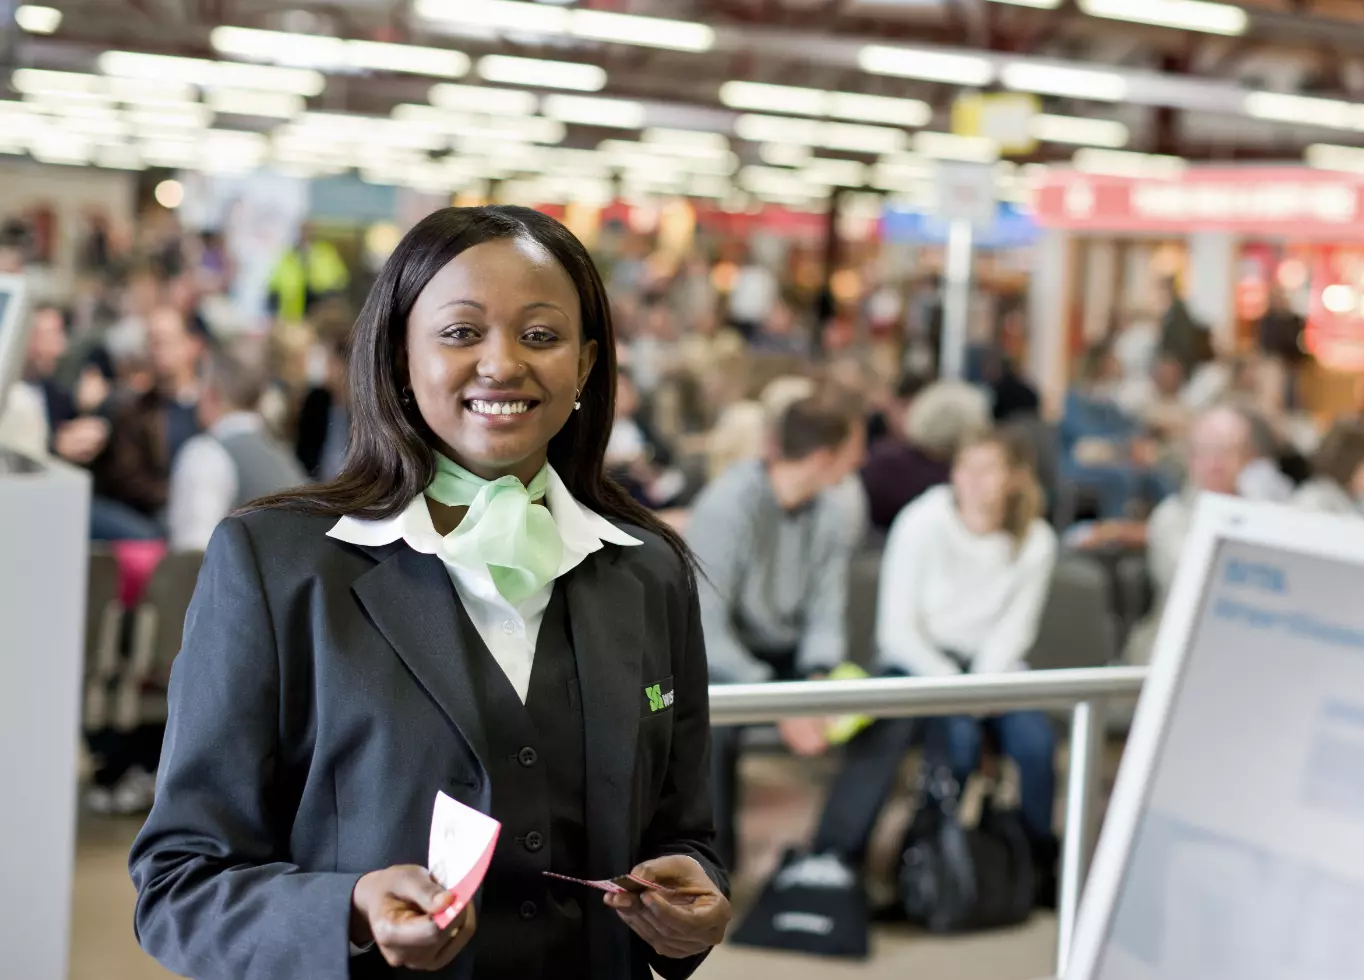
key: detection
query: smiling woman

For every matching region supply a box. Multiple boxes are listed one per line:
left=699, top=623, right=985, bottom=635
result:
left=128, top=206, right=731, bottom=980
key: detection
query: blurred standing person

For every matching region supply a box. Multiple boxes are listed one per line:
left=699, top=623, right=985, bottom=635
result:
left=984, top=353, right=1041, bottom=424
left=750, top=297, right=811, bottom=358
left=673, top=253, right=717, bottom=330
left=1293, top=420, right=1364, bottom=516
left=1158, top=277, right=1207, bottom=377
left=726, top=251, right=777, bottom=342
left=14, top=303, right=112, bottom=464
left=626, top=298, right=679, bottom=398
left=296, top=331, right=351, bottom=481
left=266, top=223, right=350, bottom=323
left=89, top=306, right=205, bottom=540
left=0, top=219, right=28, bottom=273
left=167, top=350, right=308, bottom=552
left=1257, top=286, right=1306, bottom=410
left=688, top=391, right=866, bottom=869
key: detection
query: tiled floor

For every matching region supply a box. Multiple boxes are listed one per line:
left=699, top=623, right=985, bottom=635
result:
left=71, top=751, right=1067, bottom=980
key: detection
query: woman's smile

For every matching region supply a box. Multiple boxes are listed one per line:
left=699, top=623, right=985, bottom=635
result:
left=465, top=396, right=542, bottom=424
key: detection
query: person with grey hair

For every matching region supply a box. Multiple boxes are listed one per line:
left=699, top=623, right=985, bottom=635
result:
left=860, top=376, right=992, bottom=532
left=1126, top=401, right=1291, bottom=664
left=165, top=348, right=308, bottom=552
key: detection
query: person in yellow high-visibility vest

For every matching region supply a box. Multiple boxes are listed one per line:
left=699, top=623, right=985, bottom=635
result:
left=267, top=226, right=350, bottom=322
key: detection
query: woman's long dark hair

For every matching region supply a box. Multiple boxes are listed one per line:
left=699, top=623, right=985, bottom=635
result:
left=248, top=205, right=695, bottom=580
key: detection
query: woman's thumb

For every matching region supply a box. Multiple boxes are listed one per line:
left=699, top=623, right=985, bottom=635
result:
left=391, top=867, right=453, bottom=913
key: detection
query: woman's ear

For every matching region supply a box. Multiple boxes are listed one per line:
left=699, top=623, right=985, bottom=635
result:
left=578, top=339, right=599, bottom=393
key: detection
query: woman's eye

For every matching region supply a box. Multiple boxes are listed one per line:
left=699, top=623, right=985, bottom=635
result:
left=441, top=324, right=479, bottom=341
left=524, top=327, right=558, bottom=344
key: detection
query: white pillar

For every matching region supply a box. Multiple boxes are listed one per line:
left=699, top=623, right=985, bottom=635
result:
left=940, top=219, right=974, bottom=380
left=0, top=456, right=90, bottom=980
left=1082, top=239, right=1119, bottom=343
left=1186, top=232, right=1237, bottom=351
left=1029, top=229, right=1073, bottom=416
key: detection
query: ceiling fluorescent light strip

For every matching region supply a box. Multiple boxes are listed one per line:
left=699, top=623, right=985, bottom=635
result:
left=477, top=55, right=607, bottom=92
left=15, top=5, right=62, bottom=33
left=858, top=46, right=994, bottom=86
left=429, top=83, right=539, bottom=116
left=1077, top=0, right=1248, bottom=36
left=1031, top=113, right=1129, bottom=147
left=1243, top=92, right=1364, bottom=131
left=99, top=51, right=326, bottom=96
left=542, top=94, right=646, bottom=129
left=1305, top=144, right=1364, bottom=174
left=1000, top=62, right=1127, bottom=101
left=414, top=0, right=713, bottom=52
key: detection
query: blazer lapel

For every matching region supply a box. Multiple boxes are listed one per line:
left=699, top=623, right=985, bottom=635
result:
left=352, top=545, right=490, bottom=777
left=566, top=548, right=645, bottom=876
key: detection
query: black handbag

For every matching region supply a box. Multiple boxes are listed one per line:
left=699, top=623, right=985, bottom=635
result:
left=897, top=746, right=1035, bottom=933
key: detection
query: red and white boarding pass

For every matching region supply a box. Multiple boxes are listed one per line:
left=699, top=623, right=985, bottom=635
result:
left=541, top=871, right=666, bottom=894
left=428, top=791, right=501, bottom=929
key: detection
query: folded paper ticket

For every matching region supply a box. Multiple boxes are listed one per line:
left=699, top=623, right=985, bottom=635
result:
left=428, top=791, right=500, bottom=929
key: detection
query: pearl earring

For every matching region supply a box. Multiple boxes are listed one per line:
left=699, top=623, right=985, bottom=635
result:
left=574, top=388, right=582, bottom=411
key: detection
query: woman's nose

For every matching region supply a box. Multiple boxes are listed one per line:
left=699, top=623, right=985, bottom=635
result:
left=476, top=330, right=526, bottom=382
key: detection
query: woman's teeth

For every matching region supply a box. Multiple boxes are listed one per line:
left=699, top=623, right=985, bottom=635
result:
left=470, top=400, right=531, bottom=416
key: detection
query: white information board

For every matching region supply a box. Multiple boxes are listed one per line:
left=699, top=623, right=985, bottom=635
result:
left=1068, top=494, right=1364, bottom=980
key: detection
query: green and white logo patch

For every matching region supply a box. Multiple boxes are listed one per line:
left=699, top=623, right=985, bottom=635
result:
left=643, top=677, right=675, bottom=714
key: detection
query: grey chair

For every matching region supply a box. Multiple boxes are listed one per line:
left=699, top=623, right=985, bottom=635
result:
left=845, top=547, right=883, bottom=670
left=1027, top=552, right=1121, bottom=671
left=112, top=550, right=205, bottom=731
left=82, top=547, right=125, bottom=731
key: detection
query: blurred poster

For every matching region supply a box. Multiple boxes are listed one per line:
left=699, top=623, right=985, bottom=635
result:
left=179, top=171, right=309, bottom=327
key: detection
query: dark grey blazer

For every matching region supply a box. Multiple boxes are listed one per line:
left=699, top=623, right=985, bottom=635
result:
left=128, top=507, right=725, bottom=980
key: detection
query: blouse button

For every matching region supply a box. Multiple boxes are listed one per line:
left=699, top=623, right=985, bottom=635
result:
left=518, top=746, right=538, bottom=767
left=524, top=830, right=544, bottom=852
left=502, top=620, right=516, bottom=634
left=519, top=901, right=538, bottom=920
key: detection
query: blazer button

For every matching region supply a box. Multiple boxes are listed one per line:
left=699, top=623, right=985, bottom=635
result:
left=519, top=900, right=538, bottom=920
left=524, top=830, right=544, bottom=852
left=518, top=746, right=538, bottom=767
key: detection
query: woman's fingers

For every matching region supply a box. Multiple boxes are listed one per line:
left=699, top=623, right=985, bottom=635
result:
left=616, top=907, right=695, bottom=959
left=427, top=904, right=477, bottom=970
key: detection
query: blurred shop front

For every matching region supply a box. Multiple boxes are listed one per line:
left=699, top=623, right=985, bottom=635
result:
left=1030, top=166, right=1364, bottom=416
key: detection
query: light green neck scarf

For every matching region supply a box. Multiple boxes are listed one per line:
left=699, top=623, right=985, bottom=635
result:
left=426, top=454, right=564, bottom=605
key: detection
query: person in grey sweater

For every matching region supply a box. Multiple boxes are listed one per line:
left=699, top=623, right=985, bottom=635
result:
left=686, top=390, right=866, bottom=869
left=166, top=349, right=309, bottom=552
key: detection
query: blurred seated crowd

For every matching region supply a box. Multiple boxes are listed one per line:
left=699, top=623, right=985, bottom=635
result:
left=3, top=213, right=1363, bottom=920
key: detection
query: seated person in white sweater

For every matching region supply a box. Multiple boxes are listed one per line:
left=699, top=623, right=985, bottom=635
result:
left=809, top=429, right=1059, bottom=885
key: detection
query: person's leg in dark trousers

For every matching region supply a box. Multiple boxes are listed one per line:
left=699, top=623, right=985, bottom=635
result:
left=810, top=716, right=920, bottom=864
left=988, top=711, right=1057, bottom=843
left=934, top=714, right=985, bottom=785
left=710, top=724, right=743, bottom=873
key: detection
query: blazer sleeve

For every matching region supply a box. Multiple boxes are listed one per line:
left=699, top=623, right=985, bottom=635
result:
left=638, top=574, right=730, bottom=980
left=128, top=517, right=363, bottom=980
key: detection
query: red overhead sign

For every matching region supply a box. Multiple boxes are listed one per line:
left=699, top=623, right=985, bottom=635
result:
left=1032, top=168, right=1364, bottom=237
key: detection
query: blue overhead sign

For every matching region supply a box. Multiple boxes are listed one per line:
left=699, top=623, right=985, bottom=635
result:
left=881, top=202, right=1039, bottom=248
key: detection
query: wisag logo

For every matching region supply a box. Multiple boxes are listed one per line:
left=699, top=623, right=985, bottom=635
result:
left=1224, top=558, right=1287, bottom=594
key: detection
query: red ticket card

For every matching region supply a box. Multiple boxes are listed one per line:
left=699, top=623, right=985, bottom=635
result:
left=542, top=871, right=666, bottom=894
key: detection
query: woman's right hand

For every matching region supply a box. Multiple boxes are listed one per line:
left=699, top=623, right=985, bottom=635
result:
left=351, top=865, right=476, bottom=971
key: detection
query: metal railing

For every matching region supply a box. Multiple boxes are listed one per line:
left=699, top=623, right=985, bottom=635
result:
left=708, top=666, right=1149, bottom=974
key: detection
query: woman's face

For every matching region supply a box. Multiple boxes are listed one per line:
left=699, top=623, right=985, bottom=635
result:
left=952, top=442, right=1013, bottom=518
left=405, top=236, right=597, bottom=483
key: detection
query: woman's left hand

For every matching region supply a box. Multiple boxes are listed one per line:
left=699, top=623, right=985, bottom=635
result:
left=604, top=854, right=731, bottom=959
